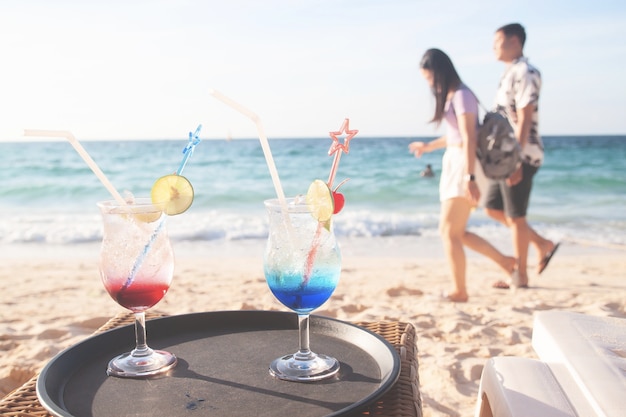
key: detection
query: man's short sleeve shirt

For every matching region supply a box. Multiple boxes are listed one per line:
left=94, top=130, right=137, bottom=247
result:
left=495, top=57, right=544, bottom=166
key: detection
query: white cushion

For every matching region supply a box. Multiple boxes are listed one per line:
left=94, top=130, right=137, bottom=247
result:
left=532, top=311, right=626, bottom=417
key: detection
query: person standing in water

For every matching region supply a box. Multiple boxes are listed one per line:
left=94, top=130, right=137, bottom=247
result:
left=420, top=164, right=434, bottom=178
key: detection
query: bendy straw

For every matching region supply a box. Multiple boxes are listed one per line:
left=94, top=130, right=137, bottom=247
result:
left=209, top=90, right=289, bottom=208
left=23, top=129, right=126, bottom=205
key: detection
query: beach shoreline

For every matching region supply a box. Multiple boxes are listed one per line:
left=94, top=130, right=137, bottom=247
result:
left=1, top=237, right=625, bottom=416
left=3, top=231, right=622, bottom=261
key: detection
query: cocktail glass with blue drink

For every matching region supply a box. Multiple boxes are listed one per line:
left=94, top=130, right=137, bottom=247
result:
left=264, top=196, right=342, bottom=382
left=206, top=94, right=356, bottom=382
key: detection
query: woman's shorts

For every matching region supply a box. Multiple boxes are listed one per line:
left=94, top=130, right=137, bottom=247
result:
left=439, top=147, right=466, bottom=202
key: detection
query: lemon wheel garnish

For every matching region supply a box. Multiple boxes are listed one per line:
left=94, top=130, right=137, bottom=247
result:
left=151, top=174, right=194, bottom=215
left=305, top=179, right=334, bottom=223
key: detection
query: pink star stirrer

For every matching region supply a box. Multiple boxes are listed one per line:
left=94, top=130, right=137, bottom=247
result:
left=302, top=119, right=358, bottom=287
left=326, top=118, right=358, bottom=189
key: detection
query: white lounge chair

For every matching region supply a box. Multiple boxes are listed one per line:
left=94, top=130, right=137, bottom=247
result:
left=474, top=356, right=576, bottom=417
left=475, top=310, right=626, bottom=417
left=532, top=310, right=626, bottom=417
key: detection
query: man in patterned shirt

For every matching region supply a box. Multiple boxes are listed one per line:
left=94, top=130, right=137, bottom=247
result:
left=485, top=23, right=559, bottom=289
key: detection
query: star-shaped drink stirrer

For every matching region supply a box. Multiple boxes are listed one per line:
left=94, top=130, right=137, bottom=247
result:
left=327, top=118, right=358, bottom=189
left=302, top=118, right=358, bottom=286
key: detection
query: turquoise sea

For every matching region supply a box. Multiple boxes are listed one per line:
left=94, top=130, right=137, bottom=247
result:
left=1, top=136, right=625, bottom=249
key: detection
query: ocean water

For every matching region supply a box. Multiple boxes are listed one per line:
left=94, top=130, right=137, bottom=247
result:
left=1, top=136, right=625, bottom=249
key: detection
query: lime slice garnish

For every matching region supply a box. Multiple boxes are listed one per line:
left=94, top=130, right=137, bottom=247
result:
left=151, top=174, right=194, bottom=215
left=306, top=179, right=334, bottom=222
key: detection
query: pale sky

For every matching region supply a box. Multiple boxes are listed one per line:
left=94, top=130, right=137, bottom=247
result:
left=1, top=0, right=625, bottom=141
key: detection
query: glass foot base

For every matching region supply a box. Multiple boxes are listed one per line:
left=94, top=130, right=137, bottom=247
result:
left=269, top=352, right=340, bottom=382
left=107, top=349, right=177, bottom=378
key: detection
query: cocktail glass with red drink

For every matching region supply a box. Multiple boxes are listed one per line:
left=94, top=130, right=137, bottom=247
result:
left=97, top=198, right=176, bottom=378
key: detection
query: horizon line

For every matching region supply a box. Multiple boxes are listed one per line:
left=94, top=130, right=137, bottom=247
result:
left=3, top=133, right=626, bottom=143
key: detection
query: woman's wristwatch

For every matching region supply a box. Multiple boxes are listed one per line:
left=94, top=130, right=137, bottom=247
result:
left=465, top=174, right=475, bottom=182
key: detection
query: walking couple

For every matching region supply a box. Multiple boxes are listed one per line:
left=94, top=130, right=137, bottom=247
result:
left=409, top=23, right=559, bottom=302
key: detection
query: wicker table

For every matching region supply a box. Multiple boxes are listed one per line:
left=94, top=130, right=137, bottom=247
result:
left=0, top=312, right=421, bottom=417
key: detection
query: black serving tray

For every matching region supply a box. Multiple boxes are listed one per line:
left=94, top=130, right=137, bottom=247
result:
left=37, top=311, right=401, bottom=417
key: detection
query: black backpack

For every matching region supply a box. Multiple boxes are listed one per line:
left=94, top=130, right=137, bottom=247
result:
left=476, top=109, right=522, bottom=180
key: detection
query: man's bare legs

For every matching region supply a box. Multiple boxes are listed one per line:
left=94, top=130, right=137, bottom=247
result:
left=510, top=216, right=530, bottom=285
left=485, top=208, right=556, bottom=284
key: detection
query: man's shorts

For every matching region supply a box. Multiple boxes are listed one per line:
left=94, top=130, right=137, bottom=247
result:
left=484, top=162, right=539, bottom=218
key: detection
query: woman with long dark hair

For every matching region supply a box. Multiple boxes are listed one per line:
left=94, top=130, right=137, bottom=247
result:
left=409, top=48, right=515, bottom=302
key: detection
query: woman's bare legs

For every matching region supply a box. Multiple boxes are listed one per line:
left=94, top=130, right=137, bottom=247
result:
left=440, top=198, right=517, bottom=301
left=439, top=198, right=472, bottom=302
left=462, top=232, right=517, bottom=274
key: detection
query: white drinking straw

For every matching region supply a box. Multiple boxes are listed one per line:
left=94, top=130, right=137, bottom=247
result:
left=209, top=89, right=298, bottom=248
left=23, top=129, right=126, bottom=205
left=209, top=90, right=288, bottom=203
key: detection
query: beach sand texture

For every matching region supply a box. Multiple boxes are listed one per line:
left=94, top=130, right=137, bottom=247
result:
left=1, top=240, right=625, bottom=417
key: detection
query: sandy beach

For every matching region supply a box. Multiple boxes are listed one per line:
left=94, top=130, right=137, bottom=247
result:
left=1, top=236, right=625, bottom=417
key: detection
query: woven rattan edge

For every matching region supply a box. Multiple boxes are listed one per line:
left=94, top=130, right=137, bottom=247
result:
left=355, top=321, right=421, bottom=417
left=0, top=313, right=421, bottom=417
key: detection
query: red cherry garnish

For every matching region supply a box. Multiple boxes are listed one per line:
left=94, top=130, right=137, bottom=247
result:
left=332, top=191, right=345, bottom=214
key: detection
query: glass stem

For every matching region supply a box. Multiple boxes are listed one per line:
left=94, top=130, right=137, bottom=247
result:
left=132, top=311, right=152, bottom=357
left=294, top=313, right=314, bottom=361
